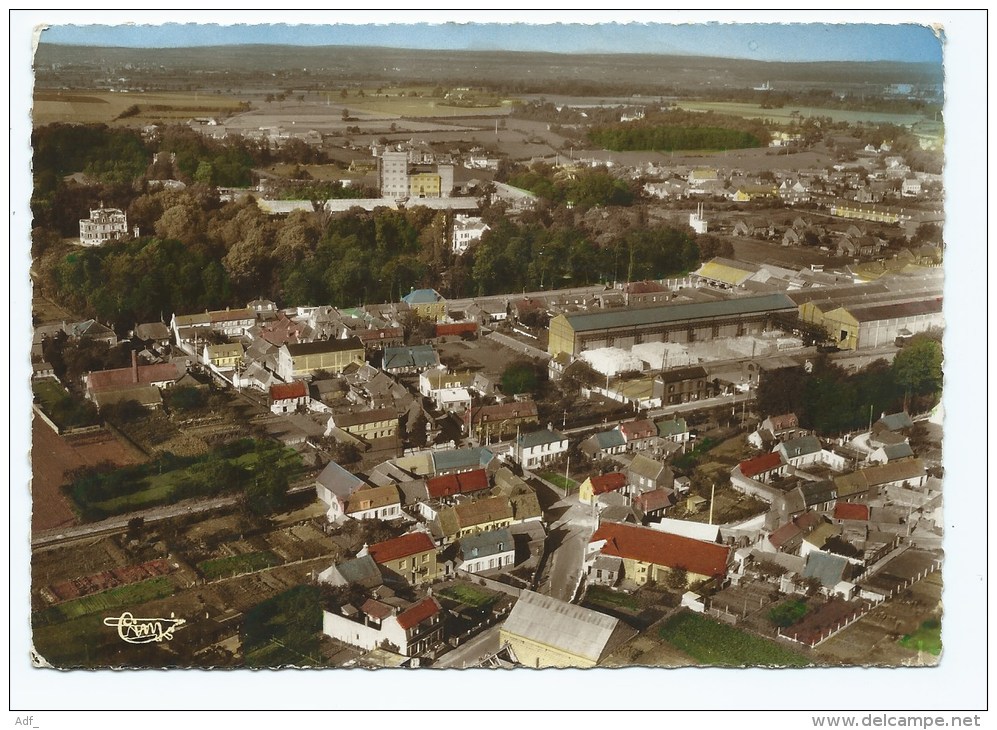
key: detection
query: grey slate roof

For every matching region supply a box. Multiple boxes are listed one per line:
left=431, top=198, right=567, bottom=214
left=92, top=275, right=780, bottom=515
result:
left=592, top=430, right=626, bottom=450
left=382, top=345, right=440, bottom=370
left=882, top=442, right=914, bottom=460
left=779, top=435, right=823, bottom=459
left=459, top=528, right=514, bottom=560
left=560, top=293, right=797, bottom=333
left=517, top=428, right=567, bottom=449
left=798, top=480, right=838, bottom=508
left=502, top=590, right=625, bottom=664
left=316, top=461, right=366, bottom=498
left=802, top=551, right=851, bottom=588
left=432, top=446, right=494, bottom=473
left=329, top=555, right=383, bottom=589
left=877, top=412, right=914, bottom=432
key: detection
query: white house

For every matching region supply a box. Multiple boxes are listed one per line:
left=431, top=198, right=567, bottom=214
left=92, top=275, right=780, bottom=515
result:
left=457, top=527, right=515, bottom=574
left=315, top=461, right=367, bottom=522
left=322, top=596, right=443, bottom=657
left=515, top=428, right=568, bottom=471
left=451, top=215, right=490, bottom=255
left=79, top=205, right=131, bottom=246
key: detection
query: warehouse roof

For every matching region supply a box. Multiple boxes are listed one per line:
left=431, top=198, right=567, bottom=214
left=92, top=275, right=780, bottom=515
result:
left=557, top=293, right=796, bottom=333
left=284, top=336, right=363, bottom=356
left=832, top=298, right=943, bottom=323
left=502, top=590, right=624, bottom=664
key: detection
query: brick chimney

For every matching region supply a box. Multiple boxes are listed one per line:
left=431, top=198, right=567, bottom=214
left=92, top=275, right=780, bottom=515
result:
left=132, top=350, right=139, bottom=384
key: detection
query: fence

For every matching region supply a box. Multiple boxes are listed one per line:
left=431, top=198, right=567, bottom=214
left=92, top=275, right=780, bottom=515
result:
left=780, top=558, right=942, bottom=648
left=454, top=569, right=523, bottom=599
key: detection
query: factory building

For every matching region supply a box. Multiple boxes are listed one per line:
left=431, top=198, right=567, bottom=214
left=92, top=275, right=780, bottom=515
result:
left=547, top=293, right=798, bottom=358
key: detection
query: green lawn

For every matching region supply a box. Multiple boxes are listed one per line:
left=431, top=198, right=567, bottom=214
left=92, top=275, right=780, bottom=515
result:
left=899, top=619, right=942, bottom=656
left=35, top=577, right=176, bottom=625
left=81, top=443, right=304, bottom=516
left=198, top=551, right=282, bottom=580
left=33, top=379, right=69, bottom=410
left=585, top=585, right=640, bottom=612
left=438, top=582, right=501, bottom=609
left=658, top=610, right=811, bottom=667
left=540, top=472, right=578, bottom=491
left=242, top=585, right=323, bottom=667
left=32, top=379, right=100, bottom=429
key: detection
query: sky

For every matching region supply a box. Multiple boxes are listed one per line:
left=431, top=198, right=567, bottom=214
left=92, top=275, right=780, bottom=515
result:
left=35, top=14, right=944, bottom=64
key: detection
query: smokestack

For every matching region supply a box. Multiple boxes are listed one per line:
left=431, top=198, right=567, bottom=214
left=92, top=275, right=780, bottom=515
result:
left=132, top=350, right=139, bottom=383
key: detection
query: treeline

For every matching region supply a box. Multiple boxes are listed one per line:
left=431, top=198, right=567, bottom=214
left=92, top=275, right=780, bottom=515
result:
left=756, top=336, right=942, bottom=435
left=37, top=190, right=706, bottom=328
left=470, top=218, right=700, bottom=296
left=506, top=165, right=636, bottom=210
left=41, top=235, right=232, bottom=332
left=30, top=123, right=335, bottom=236
left=589, top=124, right=763, bottom=152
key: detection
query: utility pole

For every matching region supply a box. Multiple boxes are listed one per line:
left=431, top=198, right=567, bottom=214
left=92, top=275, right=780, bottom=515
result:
left=708, top=482, right=715, bottom=526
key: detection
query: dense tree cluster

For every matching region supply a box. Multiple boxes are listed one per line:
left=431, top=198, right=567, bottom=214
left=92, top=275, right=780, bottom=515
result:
left=470, top=218, right=700, bottom=296
left=756, top=336, right=942, bottom=436
left=66, top=438, right=300, bottom=521
left=589, top=124, right=762, bottom=152
left=507, top=165, right=636, bottom=210
left=588, top=110, right=768, bottom=152
left=33, top=123, right=705, bottom=331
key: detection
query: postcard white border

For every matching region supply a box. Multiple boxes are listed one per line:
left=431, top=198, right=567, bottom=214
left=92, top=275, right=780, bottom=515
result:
left=8, top=8, right=989, bottom=716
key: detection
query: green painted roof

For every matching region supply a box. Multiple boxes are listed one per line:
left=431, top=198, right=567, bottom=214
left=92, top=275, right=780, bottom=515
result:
left=560, top=293, right=796, bottom=333
left=656, top=417, right=688, bottom=438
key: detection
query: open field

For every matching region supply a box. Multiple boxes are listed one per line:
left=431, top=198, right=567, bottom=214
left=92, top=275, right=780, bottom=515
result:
left=674, top=100, right=931, bottom=128
left=198, top=551, right=282, bottom=580
left=31, top=417, right=144, bottom=533
left=33, top=89, right=248, bottom=126
left=35, top=576, right=176, bottom=624
left=657, top=609, right=811, bottom=666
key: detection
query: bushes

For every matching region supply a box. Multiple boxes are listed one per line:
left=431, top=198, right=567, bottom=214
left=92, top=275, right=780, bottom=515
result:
left=768, top=599, right=810, bottom=628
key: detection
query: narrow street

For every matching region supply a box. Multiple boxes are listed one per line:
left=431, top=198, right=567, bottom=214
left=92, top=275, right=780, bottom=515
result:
left=537, top=492, right=598, bottom=603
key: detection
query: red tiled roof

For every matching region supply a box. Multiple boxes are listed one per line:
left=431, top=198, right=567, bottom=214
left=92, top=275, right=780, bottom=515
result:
left=357, top=327, right=404, bottom=344
left=634, top=488, right=673, bottom=512
left=466, top=401, right=539, bottom=425
left=739, top=451, right=785, bottom=478
left=592, top=522, right=730, bottom=578
left=769, top=413, right=799, bottom=431
left=88, top=362, right=180, bottom=392
left=793, top=510, right=822, bottom=531
left=360, top=598, right=394, bottom=621
left=435, top=322, right=477, bottom=337
left=368, top=532, right=436, bottom=564
left=768, top=522, right=802, bottom=549
left=590, top=472, right=627, bottom=495
left=396, top=597, right=441, bottom=630
left=834, top=502, right=870, bottom=521
left=426, top=469, right=489, bottom=499
left=619, top=419, right=656, bottom=440
left=270, top=381, right=308, bottom=401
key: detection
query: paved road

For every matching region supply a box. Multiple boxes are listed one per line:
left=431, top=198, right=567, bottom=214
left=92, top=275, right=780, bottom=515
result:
left=486, top=331, right=551, bottom=361
left=434, top=624, right=504, bottom=668
left=31, top=479, right=316, bottom=550
left=537, top=494, right=598, bottom=603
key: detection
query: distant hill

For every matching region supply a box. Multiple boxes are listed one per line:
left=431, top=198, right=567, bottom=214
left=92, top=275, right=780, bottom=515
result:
left=34, top=43, right=943, bottom=96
